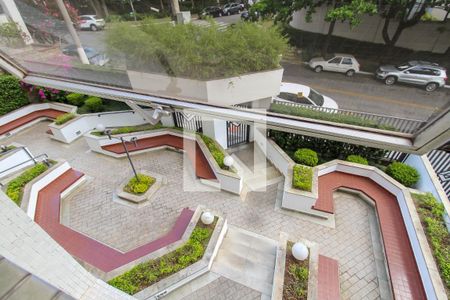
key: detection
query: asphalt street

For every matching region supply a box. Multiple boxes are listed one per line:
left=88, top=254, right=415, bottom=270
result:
left=76, top=15, right=449, bottom=122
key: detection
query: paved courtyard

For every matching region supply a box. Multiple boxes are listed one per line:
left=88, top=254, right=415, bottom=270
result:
left=6, top=122, right=388, bottom=299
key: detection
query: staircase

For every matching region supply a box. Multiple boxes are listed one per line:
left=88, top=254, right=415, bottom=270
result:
left=211, top=226, right=277, bottom=299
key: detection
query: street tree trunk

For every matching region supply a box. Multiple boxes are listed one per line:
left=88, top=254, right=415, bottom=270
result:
left=170, top=0, right=180, bottom=19
left=321, top=19, right=336, bottom=57
left=160, top=0, right=165, bottom=11
left=100, top=0, right=109, bottom=17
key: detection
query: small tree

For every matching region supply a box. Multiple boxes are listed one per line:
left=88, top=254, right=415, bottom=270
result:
left=254, top=0, right=377, bottom=56
left=380, top=0, right=448, bottom=49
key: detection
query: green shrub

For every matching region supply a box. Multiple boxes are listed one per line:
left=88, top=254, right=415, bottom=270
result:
left=6, top=163, right=49, bottom=205
left=84, top=96, right=103, bottom=112
left=269, top=130, right=387, bottom=163
left=106, top=19, right=287, bottom=80
left=294, top=148, right=318, bottom=167
left=124, top=174, right=155, bottom=195
left=200, top=135, right=226, bottom=169
left=284, top=241, right=309, bottom=299
left=108, top=222, right=215, bottom=295
left=55, top=113, right=75, bottom=125
left=91, top=124, right=164, bottom=136
left=270, top=103, right=395, bottom=131
left=412, top=193, right=449, bottom=294
left=0, top=75, right=29, bottom=115
left=386, top=162, right=419, bottom=187
left=346, top=155, right=369, bottom=165
left=66, top=93, right=86, bottom=106
left=292, top=165, right=313, bottom=192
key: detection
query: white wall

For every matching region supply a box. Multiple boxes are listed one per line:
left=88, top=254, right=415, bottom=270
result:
left=0, top=147, right=34, bottom=178
left=127, top=69, right=284, bottom=106
left=290, top=8, right=450, bottom=53
left=49, top=110, right=174, bottom=144
left=202, top=119, right=228, bottom=150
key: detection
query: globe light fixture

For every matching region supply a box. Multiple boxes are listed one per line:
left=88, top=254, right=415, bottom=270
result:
left=201, top=212, right=214, bottom=225
left=223, top=156, right=234, bottom=168
left=292, top=242, right=309, bottom=261
left=96, top=123, right=105, bottom=132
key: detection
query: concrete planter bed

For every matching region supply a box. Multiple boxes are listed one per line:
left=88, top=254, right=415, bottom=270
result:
left=116, top=171, right=166, bottom=204
left=84, top=128, right=243, bottom=195
left=127, top=68, right=283, bottom=106
left=108, top=209, right=228, bottom=300
left=272, top=233, right=318, bottom=300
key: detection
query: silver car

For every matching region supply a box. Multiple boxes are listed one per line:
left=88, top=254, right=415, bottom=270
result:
left=376, top=61, right=447, bottom=92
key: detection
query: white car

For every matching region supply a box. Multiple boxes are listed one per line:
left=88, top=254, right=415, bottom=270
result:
left=309, top=54, right=360, bottom=77
left=78, top=15, right=105, bottom=31
left=273, top=82, right=338, bottom=109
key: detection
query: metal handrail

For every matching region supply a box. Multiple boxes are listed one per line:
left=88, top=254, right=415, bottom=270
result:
left=0, top=154, right=49, bottom=177
left=96, top=110, right=135, bottom=117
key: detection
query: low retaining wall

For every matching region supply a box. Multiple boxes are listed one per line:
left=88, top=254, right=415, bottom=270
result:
left=21, top=160, right=85, bottom=220
left=85, top=128, right=243, bottom=195
left=134, top=208, right=228, bottom=300
left=0, top=103, right=75, bottom=139
left=49, top=109, right=175, bottom=144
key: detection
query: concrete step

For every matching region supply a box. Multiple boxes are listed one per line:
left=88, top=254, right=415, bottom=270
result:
left=211, top=226, right=277, bottom=297
left=245, top=166, right=283, bottom=191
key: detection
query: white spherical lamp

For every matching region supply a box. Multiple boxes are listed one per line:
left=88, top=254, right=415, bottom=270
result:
left=292, top=242, right=309, bottom=261
left=201, top=212, right=214, bottom=225
left=96, top=123, right=105, bottom=132
left=223, top=156, right=234, bottom=168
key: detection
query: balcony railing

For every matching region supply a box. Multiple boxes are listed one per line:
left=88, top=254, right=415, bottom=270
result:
left=270, top=100, right=426, bottom=134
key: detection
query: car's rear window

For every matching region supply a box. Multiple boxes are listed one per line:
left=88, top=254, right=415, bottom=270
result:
left=308, top=89, right=325, bottom=106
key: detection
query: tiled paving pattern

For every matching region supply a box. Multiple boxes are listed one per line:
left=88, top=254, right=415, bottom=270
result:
left=102, top=134, right=216, bottom=180
left=35, top=168, right=194, bottom=272
left=180, top=277, right=261, bottom=300
left=318, top=172, right=426, bottom=299
left=7, top=123, right=385, bottom=299
left=0, top=109, right=64, bottom=135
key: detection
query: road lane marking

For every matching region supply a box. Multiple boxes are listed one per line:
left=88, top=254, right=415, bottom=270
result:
left=308, top=84, right=438, bottom=111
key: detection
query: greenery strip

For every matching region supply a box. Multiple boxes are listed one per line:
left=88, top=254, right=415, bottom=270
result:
left=292, top=165, right=313, bottom=192
left=108, top=221, right=216, bottom=295
left=6, top=163, right=49, bottom=205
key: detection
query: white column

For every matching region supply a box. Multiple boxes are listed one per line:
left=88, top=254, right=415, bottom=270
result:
left=1, top=0, right=33, bottom=45
left=202, top=118, right=228, bottom=150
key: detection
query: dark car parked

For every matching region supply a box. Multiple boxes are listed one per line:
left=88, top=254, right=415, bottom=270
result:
left=200, top=6, right=223, bottom=18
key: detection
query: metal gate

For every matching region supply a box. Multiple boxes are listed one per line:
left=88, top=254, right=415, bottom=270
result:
left=173, top=112, right=203, bottom=133
left=227, top=121, right=249, bottom=147
left=427, top=149, right=450, bottom=199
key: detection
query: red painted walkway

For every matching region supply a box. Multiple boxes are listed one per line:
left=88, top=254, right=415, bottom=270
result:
left=102, top=134, right=217, bottom=180
left=34, top=168, right=195, bottom=273
left=0, top=109, right=65, bottom=135
left=316, top=171, right=426, bottom=300
left=318, top=255, right=340, bottom=300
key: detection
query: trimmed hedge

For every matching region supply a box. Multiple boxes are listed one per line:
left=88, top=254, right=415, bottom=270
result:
left=386, top=162, right=419, bottom=187
left=124, top=174, right=155, bottom=195
left=55, top=113, right=75, bottom=125
left=346, top=155, right=369, bottom=165
left=200, top=135, right=226, bottom=169
left=66, top=93, right=86, bottom=106
left=270, top=103, right=395, bottom=131
left=412, top=193, right=449, bottom=295
left=0, top=75, right=29, bottom=115
left=294, top=148, right=318, bottom=167
left=292, top=165, right=313, bottom=192
left=84, top=96, right=103, bottom=112
left=108, top=221, right=215, bottom=295
left=6, top=163, right=49, bottom=205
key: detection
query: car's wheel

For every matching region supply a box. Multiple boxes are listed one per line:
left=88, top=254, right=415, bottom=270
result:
left=425, top=82, right=438, bottom=92
left=314, top=66, right=323, bottom=73
left=90, top=24, right=98, bottom=31
left=384, top=76, right=396, bottom=85
left=345, top=69, right=355, bottom=77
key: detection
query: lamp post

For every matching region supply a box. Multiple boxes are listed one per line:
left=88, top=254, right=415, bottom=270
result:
left=96, top=124, right=140, bottom=182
